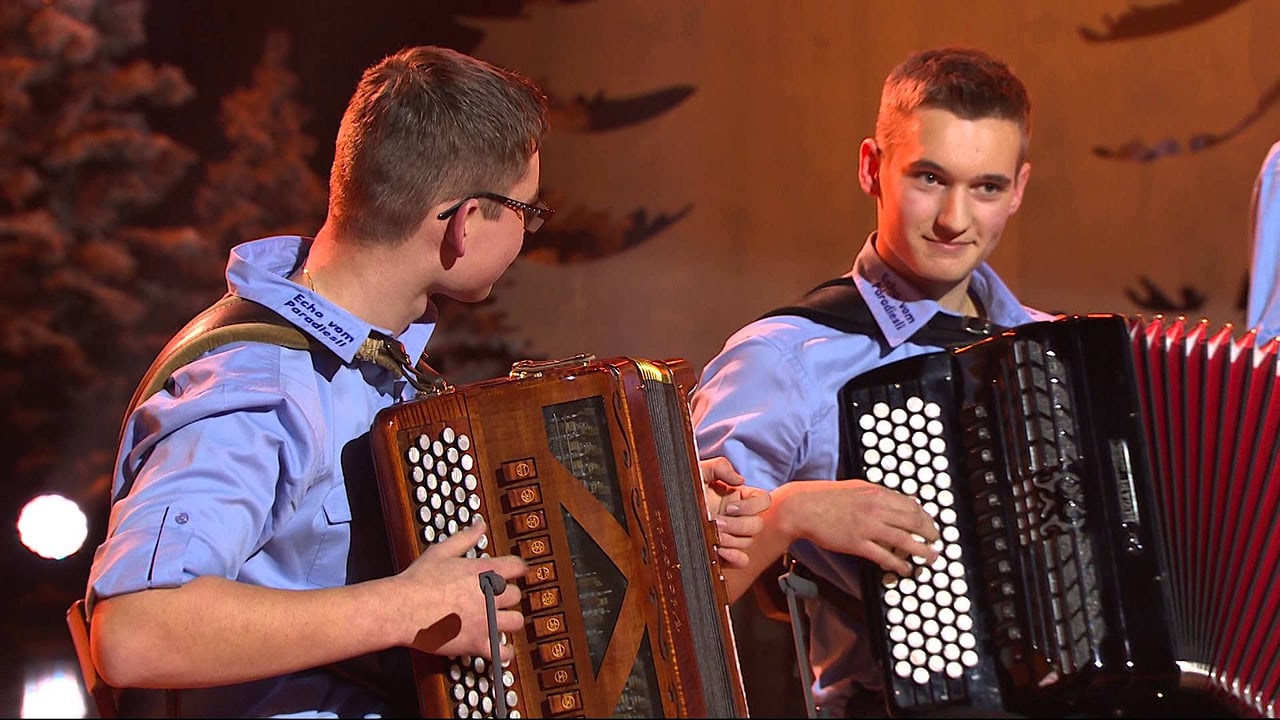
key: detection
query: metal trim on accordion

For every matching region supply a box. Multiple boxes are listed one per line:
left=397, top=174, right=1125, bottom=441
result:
left=370, top=354, right=750, bottom=718
left=838, top=313, right=1279, bottom=718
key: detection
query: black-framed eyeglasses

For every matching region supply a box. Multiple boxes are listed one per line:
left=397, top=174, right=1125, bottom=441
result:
left=436, top=192, right=555, bottom=233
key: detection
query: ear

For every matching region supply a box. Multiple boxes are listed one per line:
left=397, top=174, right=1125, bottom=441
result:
left=440, top=198, right=480, bottom=259
left=1007, top=161, right=1032, bottom=215
left=857, top=139, right=882, bottom=197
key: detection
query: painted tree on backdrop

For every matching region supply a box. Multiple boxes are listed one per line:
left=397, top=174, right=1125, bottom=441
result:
left=0, top=1, right=333, bottom=649
left=1085, top=0, right=1270, bottom=317
left=195, top=31, right=327, bottom=258
left=0, top=0, right=209, bottom=670
left=0, top=0, right=200, bottom=547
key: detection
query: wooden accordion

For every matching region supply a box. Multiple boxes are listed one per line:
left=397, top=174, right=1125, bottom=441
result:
left=838, top=313, right=1279, bottom=717
left=369, top=354, right=749, bottom=718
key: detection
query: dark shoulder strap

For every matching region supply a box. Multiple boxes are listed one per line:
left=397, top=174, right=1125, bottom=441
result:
left=123, top=295, right=311, bottom=422
left=122, top=295, right=450, bottom=444
left=758, top=277, right=880, bottom=334
left=758, top=277, right=1007, bottom=349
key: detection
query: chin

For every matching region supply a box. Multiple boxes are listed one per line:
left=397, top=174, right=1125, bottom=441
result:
left=461, top=285, right=495, bottom=303
left=921, top=253, right=981, bottom=276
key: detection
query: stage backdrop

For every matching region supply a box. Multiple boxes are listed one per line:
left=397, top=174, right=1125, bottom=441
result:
left=456, top=0, right=1279, bottom=375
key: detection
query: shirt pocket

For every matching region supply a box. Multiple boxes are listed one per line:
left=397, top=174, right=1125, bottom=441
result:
left=306, top=483, right=353, bottom=586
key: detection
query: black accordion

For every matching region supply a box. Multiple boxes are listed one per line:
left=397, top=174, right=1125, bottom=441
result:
left=838, top=313, right=1279, bottom=718
left=369, top=355, right=749, bottom=718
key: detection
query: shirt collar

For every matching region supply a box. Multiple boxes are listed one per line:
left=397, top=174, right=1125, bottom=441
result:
left=225, top=235, right=435, bottom=365
left=851, top=232, right=1038, bottom=348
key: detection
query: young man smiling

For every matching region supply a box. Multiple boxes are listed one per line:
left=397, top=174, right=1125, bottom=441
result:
left=691, top=47, right=1054, bottom=717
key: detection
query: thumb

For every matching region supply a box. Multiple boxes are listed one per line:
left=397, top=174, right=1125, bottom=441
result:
left=701, top=457, right=745, bottom=488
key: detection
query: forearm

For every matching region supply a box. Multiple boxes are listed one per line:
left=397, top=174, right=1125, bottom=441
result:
left=91, top=574, right=403, bottom=689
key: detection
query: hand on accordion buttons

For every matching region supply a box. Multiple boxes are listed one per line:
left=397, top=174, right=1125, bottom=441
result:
left=699, top=456, right=772, bottom=568
left=783, top=478, right=940, bottom=577
left=397, top=518, right=528, bottom=662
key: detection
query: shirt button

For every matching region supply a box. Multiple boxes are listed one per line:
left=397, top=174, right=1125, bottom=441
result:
left=175, top=512, right=189, bottom=525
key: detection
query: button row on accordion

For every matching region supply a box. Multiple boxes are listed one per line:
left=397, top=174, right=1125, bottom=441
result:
left=857, top=397, right=982, bottom=685
left=403, top=425, right=525, bottom=718
left=399, top=424, right=588, bottom=719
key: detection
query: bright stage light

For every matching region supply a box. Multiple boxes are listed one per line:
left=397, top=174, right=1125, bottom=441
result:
left=17, top=493, right=89, bottom=560
left=21, top=662, right=87, bottom=718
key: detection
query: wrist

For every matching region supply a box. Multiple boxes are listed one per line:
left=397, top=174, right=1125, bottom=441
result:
left=361, top=574, right=410, bottom=649
left=770, top=482, right=810, bottom=545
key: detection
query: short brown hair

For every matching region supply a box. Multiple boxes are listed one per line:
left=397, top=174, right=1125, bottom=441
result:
left=876, top=47, right=1031, bottom=161
left=327, top=46, right=549, bottom=244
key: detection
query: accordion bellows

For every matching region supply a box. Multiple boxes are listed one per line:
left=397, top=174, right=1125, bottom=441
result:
left=839, top=314, right=1278, bottom=718
left=370, top=355, right=748, bottom=718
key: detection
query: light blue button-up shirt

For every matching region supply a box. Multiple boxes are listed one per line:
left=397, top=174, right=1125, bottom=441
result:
left=691, top=234, right=1052, bottom=711
left=1248, top=140, right=1280, bottom=344
left=87, top=235, right=434, bottom=718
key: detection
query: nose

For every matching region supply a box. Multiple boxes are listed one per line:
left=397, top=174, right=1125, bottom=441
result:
left=935, top=187, right=971, bottom=238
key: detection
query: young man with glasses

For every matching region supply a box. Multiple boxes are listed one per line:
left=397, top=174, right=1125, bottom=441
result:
left=84, top=45, right=764, bottom=717
left=691, top=47, right=1053, bottom=717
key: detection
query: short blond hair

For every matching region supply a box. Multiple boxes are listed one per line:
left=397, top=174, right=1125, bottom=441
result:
left=876, top=47, right=1031, bottom=162
left=327, top=46, right=549, bottom=245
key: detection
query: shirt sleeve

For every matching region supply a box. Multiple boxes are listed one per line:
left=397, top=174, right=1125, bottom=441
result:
left=690, top=327, right=816, bottom=492
left=1248, top=140, right=1280, bottom=341
left=88, top=344, right=324, bottom=605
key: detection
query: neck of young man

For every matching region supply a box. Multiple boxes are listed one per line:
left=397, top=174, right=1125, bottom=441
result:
left=932, top=278, right=981, bottom=317
left=303, top=228, right=430, bottom=336
left=886, top=264, right=976, bottom=317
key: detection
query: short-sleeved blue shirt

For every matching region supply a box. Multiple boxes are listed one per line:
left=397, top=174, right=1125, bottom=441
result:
left=691, top=234, right=1052, bottom=711
left=87, top=235, right=434, bottom=717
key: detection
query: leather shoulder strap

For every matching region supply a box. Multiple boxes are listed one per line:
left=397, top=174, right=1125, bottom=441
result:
left=758, top=277, right=1006, bottom=349
left=121, top=295, right=311, bottom=435
left=122, top=295, right=451, bottom=439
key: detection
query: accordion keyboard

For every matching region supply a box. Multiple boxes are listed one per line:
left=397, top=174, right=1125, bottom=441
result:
left=853, top=394, right=981, bottom=687
left=844, top=338, right=1113, bottom=714
left=840, top=315, right=1208, bottom=716
left=398, top=423, right=536, bottom=717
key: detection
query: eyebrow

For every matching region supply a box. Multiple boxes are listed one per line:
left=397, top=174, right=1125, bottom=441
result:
left=907, top=160, right=1012, bottom=187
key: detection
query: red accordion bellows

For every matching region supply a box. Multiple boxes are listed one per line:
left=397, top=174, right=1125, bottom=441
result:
left=1129, top=315, right=1280, bottom=717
